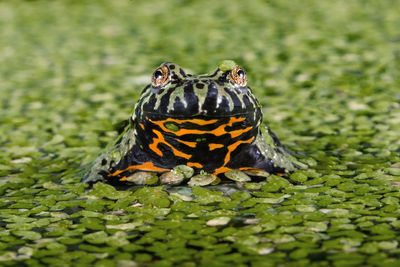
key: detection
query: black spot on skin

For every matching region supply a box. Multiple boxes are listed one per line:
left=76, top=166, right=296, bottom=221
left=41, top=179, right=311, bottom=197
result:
left=101, top=159, right=107, bottom=166
left=242, top=94, right=251, bottom=107
left=208, top=82, right=218, bottom=91
left=224, top=87, right=243, bottom=110
left=193, top=79, right=199, bottom=83
left=170, top=71, right=179, bottom=80
left=217, top=96, right=230, bottom=113
left=144, top=94, right=157, bottom=111
left=140, top=84, right=151, bottom=95
left=184, top=84, right=199, bottom=114
left=196, top=83, right=204, bottom=89
left=217, top=75, right=227, bottom=85
left=247, top=92, right=258, bottom=104
left=202, top=83, right=218, bottom=113
left=158, top=87, right=175, bottom=114
left=169, top=65, right=175, bottom=69
left=171, top=79, right=179, bottom=84
left=179, top=68, right=186, bottom=77
left=99, top=170, right=109, bottom=178
left=173, top=97, right=185, bottom=113
left=217, top=79, right=225, bottom=86
left=208, top=69, right=219, bottom=78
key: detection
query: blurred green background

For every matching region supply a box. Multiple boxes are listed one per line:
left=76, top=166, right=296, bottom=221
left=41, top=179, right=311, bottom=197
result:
left=1, top=0, right=400, bottom=266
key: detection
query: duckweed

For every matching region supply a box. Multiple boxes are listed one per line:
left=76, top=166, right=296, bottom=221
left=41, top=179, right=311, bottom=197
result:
left=1, top=0, right=400, bottom=266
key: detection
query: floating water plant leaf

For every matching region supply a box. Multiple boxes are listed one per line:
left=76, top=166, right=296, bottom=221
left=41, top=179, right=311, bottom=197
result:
left=289, top=171, right=308, bottom=183
left=159, top=171, right=185, bottom=185
left=83, top=231, right=109, bottom=245
left=126, top=172, right=158, bottom=185
left=89, top=182, right=131, bottom=200
left=188, top=173, right=217, bottom=187
left=224, top=170, right=251, bottom=182
left=106, top=223, right=141, bottom=230
left=133, top=187, right=170, bottom=208
left=12, top=231, right=41, bottom=241
left=173, top=165, right=195, bottom=179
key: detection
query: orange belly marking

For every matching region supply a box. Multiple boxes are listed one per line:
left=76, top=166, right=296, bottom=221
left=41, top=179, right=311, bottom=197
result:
left=214, top=136, right=254, bottom=175
left=208, top=143, right=224, bottom=151
left=177, top=139, right=197, bottom=148
left=110, top=162, right=170, bottom=177
left=187, top=162, right=203, bottom=168
left=149, top=117, right=250, bottom=139
left=150, top=129, right=192, bottom=159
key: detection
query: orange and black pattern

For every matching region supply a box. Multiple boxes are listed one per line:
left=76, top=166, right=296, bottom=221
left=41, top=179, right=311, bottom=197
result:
left=86, top=61, right=297, bottom=184
left=107, top=112, right=281, bottom=182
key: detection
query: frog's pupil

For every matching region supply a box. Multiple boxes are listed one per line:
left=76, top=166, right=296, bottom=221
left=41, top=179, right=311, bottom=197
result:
left=237, top=69, right=245, bottom=79
left=154, top=70, right=163, bottom=79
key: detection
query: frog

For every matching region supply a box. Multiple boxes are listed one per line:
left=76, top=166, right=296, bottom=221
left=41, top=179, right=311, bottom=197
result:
left=84, top=60, right=303, bottom=185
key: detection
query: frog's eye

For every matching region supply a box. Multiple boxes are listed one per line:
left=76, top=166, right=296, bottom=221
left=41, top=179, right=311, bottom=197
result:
left=229, top=65, right=247, bottom=87
left=151, top=65, right=170, bottom=88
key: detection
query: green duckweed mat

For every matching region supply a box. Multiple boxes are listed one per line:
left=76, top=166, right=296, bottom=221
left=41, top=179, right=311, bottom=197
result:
left=1, top=0, right=400, bottom=266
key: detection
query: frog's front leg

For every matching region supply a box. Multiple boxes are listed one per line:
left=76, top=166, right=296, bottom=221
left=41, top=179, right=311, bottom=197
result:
left=83, top=124, right=167, bottom=183
left=226, top=124, right=302, bottom=174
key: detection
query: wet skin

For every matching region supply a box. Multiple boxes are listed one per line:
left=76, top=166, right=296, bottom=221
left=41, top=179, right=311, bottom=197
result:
left=85, top=60, right=298, bottom=184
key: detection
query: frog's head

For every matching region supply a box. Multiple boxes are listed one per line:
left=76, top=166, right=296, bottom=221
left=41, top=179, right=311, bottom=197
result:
left=136, top=60, right=260, bottom=119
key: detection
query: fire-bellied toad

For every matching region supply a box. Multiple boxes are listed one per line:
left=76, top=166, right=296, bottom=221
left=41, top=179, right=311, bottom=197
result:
left=84, top=60, right=303, bottom=185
